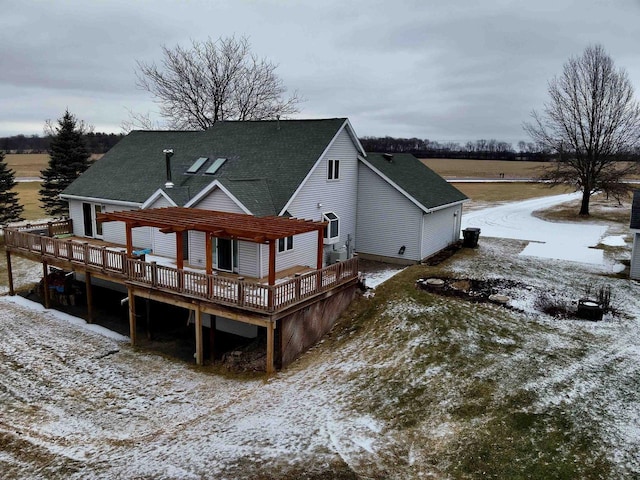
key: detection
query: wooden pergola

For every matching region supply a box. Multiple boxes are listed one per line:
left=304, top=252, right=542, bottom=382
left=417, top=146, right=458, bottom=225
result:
left=97, top=207, right=327, bottom=285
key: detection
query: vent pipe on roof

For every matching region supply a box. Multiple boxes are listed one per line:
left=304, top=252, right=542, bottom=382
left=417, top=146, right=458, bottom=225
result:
left=163, top=148, right=174, bottom=189
left=383, top=153, right=394, bottom=162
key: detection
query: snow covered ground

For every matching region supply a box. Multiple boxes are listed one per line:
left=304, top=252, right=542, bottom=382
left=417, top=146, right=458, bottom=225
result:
left=1, top=194, right=639, bottom=478
left=462, top=192, right=611, bottom=264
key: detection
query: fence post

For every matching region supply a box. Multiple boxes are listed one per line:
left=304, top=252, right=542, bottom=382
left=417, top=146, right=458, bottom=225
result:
left=101, top=246, right=107, bottom=270
left=295, top=273, right=302, bottom=301
left=47, top=222, right=53, bottom=237
left=237, top=277, right=245, bottom=307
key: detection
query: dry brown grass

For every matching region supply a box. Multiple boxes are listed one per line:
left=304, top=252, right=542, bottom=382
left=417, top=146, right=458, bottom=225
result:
left=423, top=158, right=640, bottom=180
left=14, top=182, right=46, bottom=220
left=5, top=153, right=103, bottom=178
left=422, top=158, right=549, bottom=179
left=5, top=153, right=49, bottom=178
left=453, top=182, right=573, bottom=204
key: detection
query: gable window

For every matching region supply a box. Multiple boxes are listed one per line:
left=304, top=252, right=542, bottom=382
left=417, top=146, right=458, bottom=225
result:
left=278, top=235, right=294, bottom=253
left=322, top=212, right=339, bottom=243
left=327, top=159, right=340, bottom=180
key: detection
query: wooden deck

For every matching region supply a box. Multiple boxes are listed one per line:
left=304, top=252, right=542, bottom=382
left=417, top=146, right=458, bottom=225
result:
left=4, top=221, right=359, bottom=315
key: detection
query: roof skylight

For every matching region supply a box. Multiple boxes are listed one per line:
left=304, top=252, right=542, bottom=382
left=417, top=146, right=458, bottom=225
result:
left=186, top=157, right=208, bottom=174
left=205, top=157, right=227, bottom=175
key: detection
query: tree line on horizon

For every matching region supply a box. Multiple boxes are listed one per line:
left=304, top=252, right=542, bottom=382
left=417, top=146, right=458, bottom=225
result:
left=0, top=131, right=124, bottom=154
left=359, top=136, right=640, bottom=162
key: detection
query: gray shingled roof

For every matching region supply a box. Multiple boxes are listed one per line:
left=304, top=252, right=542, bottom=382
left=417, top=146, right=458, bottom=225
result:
left=361, top=153, right=468, bottom=210
left=62, top=119, right=348, bottom=216
left=631, top=190, right=640, bottom=229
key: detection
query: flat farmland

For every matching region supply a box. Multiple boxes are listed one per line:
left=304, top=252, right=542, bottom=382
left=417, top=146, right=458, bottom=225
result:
left=421, top=158, right=546, bottom=179
left=5, top=153, right=103, bottom=178
left=422, top=157, right=640, bottom=180
left=5, top=153, right=49, bottom=178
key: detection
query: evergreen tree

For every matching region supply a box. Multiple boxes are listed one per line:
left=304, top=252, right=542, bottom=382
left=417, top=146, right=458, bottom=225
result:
left=39, top=110, right=91, bottom=217
left=0, top=150, right=24, bottom=224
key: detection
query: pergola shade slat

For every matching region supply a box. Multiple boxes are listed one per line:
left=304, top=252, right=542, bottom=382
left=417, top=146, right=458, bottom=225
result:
left=98, top=207, right=327, bottom=242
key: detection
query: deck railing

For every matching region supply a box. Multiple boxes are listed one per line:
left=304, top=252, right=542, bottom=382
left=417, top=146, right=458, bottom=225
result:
left=5, top=225, right=358, bottom=314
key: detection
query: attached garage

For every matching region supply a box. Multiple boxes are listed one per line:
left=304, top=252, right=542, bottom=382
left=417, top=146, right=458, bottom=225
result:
left=356, top=153, right=467, bottom=264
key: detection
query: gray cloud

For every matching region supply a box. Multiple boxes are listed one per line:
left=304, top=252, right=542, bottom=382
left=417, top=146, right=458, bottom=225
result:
left=1, top=0, right=639, bottom=146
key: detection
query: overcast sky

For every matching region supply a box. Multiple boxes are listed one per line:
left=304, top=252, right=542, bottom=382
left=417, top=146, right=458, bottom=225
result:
left=2, top=0, right=639, bottom=145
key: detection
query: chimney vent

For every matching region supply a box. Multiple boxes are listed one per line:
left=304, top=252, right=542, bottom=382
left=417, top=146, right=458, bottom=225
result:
left=163, top=149, right=174, bottom=189
left=383, top=153, right=394, bottom=162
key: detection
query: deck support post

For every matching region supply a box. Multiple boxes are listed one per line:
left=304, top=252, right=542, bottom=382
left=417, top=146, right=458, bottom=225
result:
left=85, top=272, right=93, bottom=324
left=42, top=261, right=50, bottom=309
left=145, top=298, right=152, bottom=340
left=128, top=287, right=136, bottom=346
left=6, top=250, right=14, bottom=296
left=195, top=306, right=203, bottom=366
left=266, top=320, right=275, bottom=375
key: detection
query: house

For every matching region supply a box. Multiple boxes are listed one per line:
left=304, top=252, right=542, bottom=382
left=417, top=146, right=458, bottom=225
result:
left=61, top=118, right=467, bottom=266
left=631, top=190, right=640, bottom=280
left=5, top=118, right=467, bottom=372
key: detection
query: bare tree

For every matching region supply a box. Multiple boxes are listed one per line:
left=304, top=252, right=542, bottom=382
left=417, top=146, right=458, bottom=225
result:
left=525, top=44, right=640, bottom=215
left=134, top=36, right=302, bottom=130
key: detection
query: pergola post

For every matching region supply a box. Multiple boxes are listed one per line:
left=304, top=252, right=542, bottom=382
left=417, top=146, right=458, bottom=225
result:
left=85, top=272, right=93, bottom=324
left=175, top=231, right=184, bottom=270
left=268, top=239, right=276, bottom=286
left=125, top=224, right=133, bottom=256
left=317, top=228, right=324, bottom=269
left=205, top=233, right=213, bottom=275
left=6, top=250, right=14, bottom=296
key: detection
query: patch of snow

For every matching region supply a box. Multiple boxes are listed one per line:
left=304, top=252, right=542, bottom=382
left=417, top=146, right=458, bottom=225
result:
left=0, top=295, right=129, bottom=342
left=601, top=235, right=627, bottom=247
left=462, top=192, right=608, bottom=265
left=362, top=266, right=405, bottom=289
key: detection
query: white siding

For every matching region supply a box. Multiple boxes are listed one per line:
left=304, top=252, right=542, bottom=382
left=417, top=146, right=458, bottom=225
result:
left=238, top=241, right=259, bottom=277
left=420, top=204, right=461, bottom=259
left=631, top=233, right=640, bottom=280
left=259, top=231, right=318, bottom=275
left=102, top=204, right=151, bottom=249
left=192, top=186, right=245, bottom=213
left=189, top=231, right=207, bottom=268
left=150, top=195, right=177, bottom=257
left=68, top=199, right=151, bottom=248
left=68, top=200, right=84, bottom=236
left=285, top=127, right=359, bottom=265
left=356, top=164, right=422, bottom=261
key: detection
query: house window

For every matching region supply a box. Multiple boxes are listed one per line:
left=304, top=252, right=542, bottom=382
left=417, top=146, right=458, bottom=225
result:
left=82, top=202, right=103, bottom=239
left=323, top=212, right=339, bottom=243
left=327, top=159, right=340, bottom=180
left=278, top=236, right=294, bottom=253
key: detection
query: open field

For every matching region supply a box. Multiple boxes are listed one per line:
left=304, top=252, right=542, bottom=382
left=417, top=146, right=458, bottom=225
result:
left=1, top=195, right=638, bottom=478
left=5, top=153, right=102, bottom=178
left=453, top=182, right=572, bottom=209
left=4, top=153, right=49, bottom=178
left=423, top=158, right=640, bottom=180
left=13, top=182, right=47, bottom=220
left=422, top=158, right=548, bottom=179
